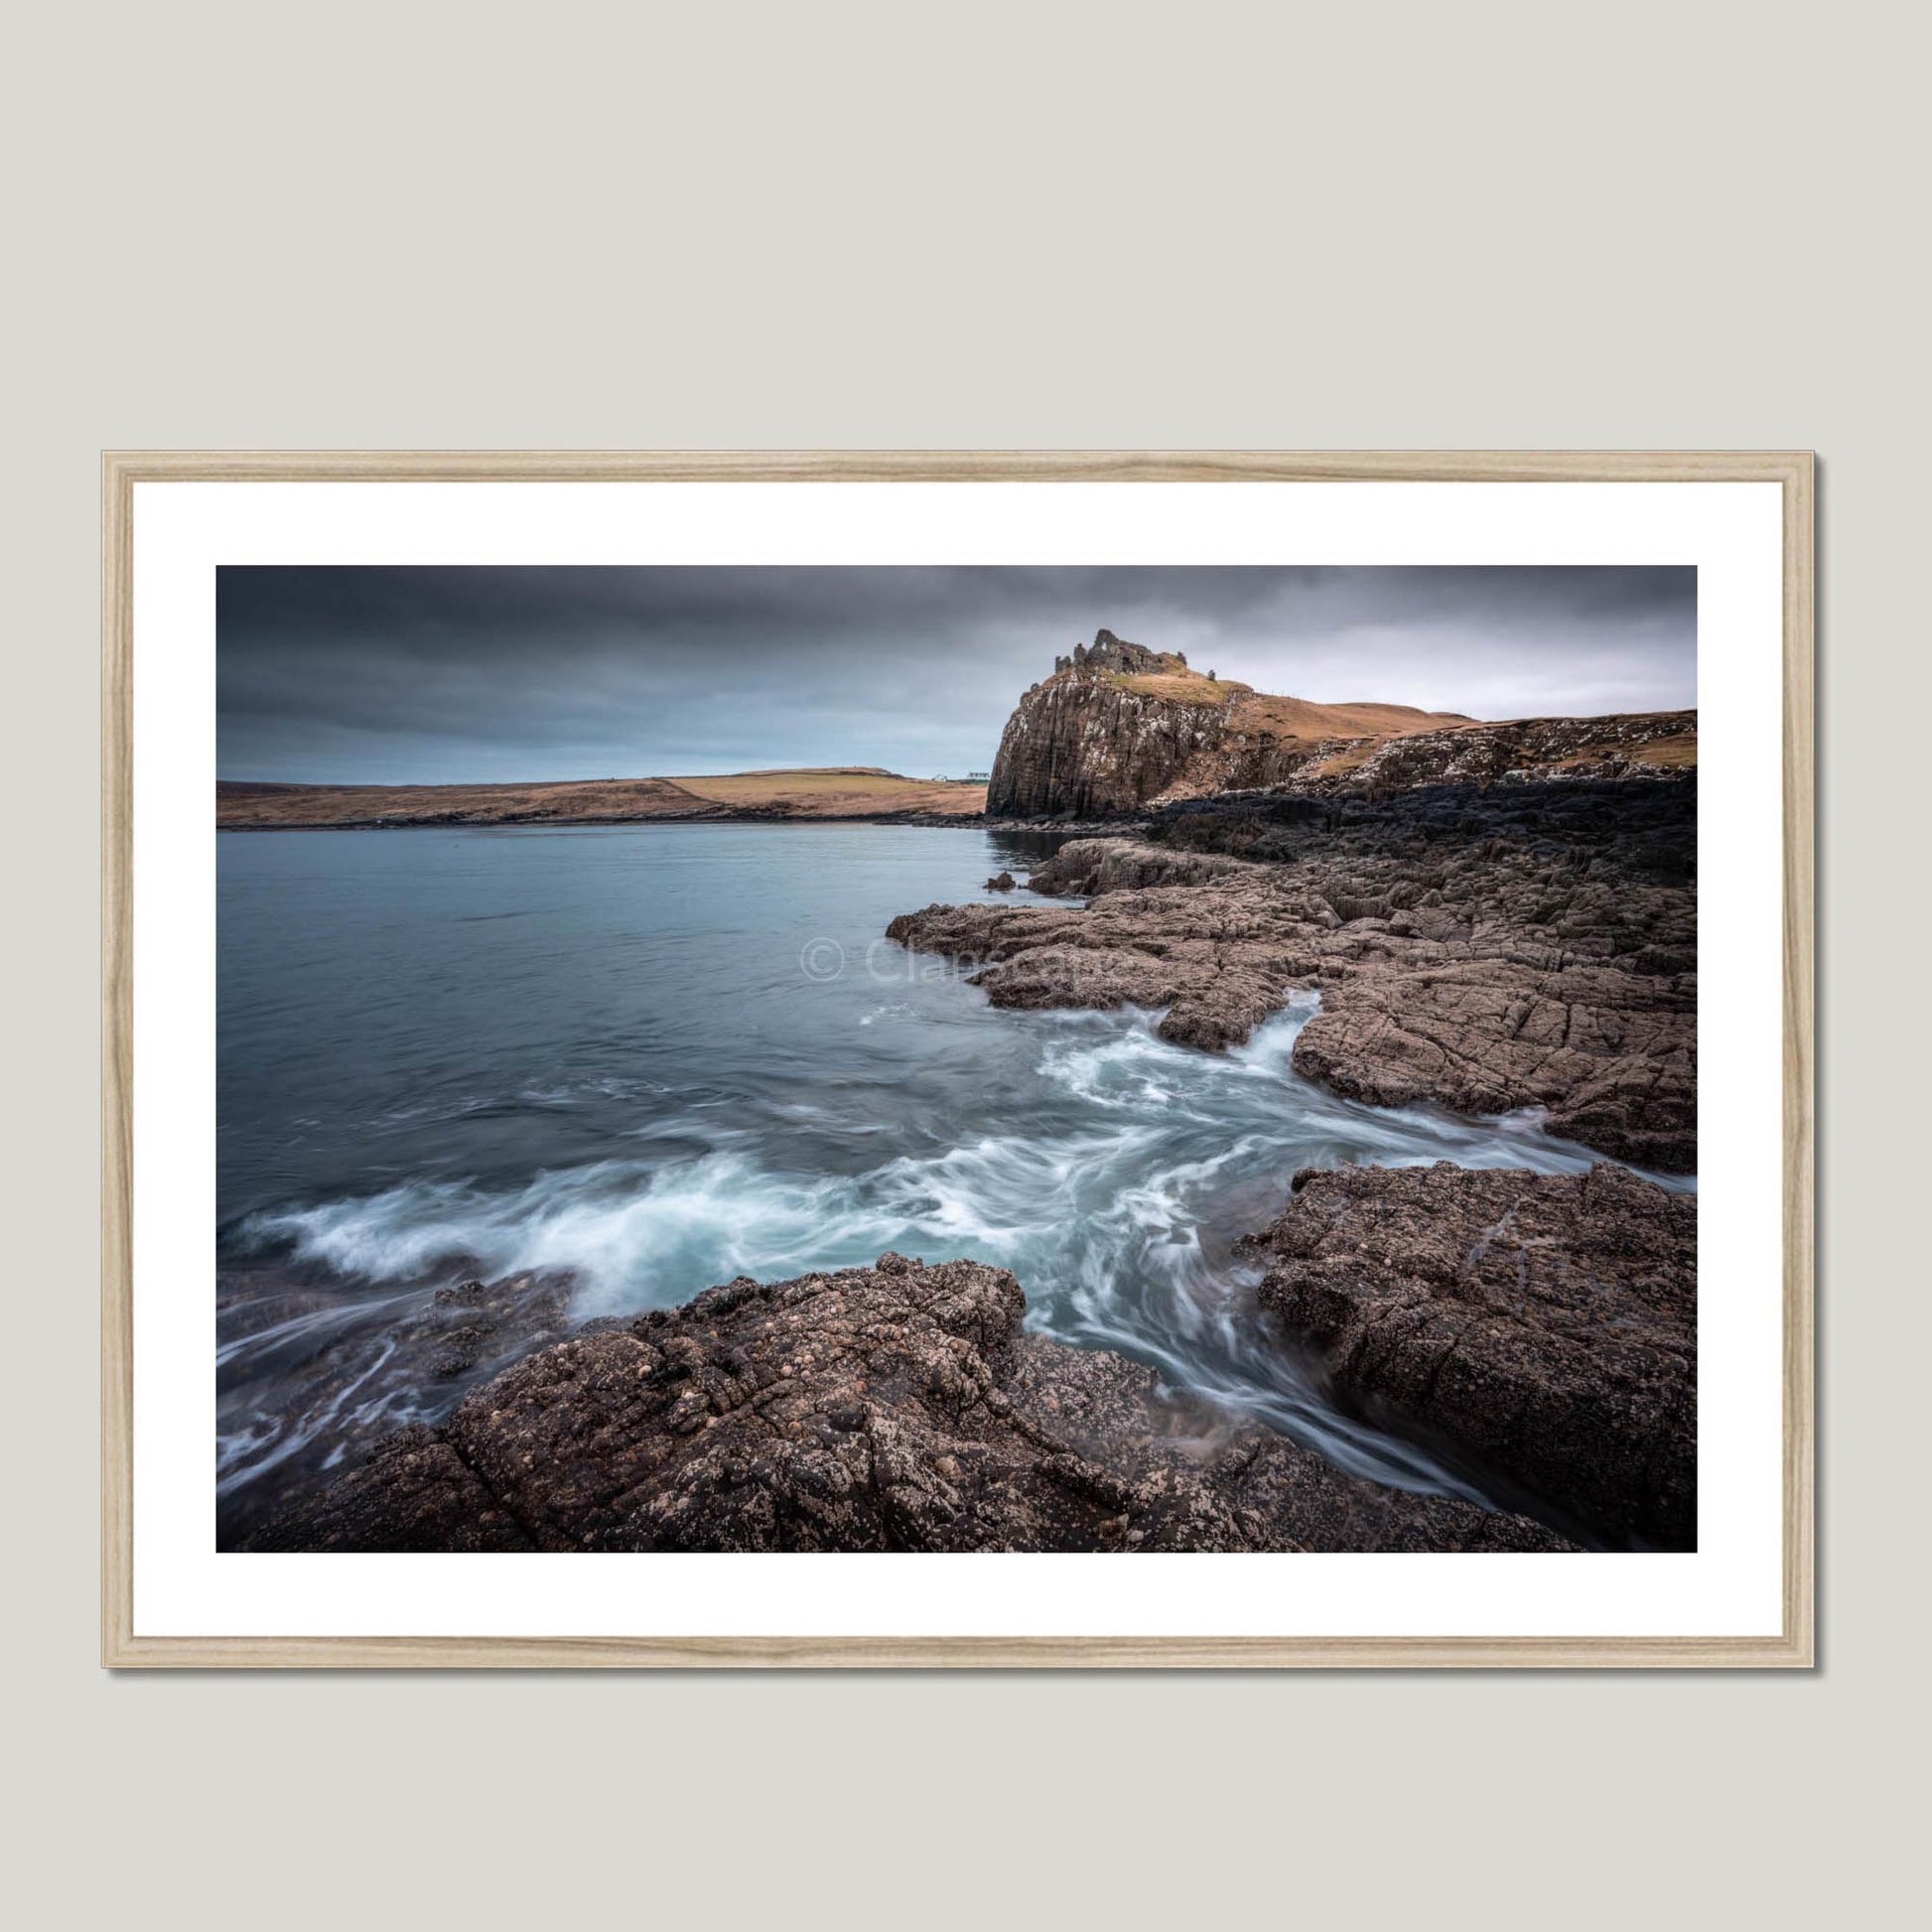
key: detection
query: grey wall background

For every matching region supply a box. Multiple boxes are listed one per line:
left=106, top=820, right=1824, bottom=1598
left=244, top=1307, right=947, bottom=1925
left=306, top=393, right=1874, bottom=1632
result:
left=8, top=2, right=1921, bottom=1926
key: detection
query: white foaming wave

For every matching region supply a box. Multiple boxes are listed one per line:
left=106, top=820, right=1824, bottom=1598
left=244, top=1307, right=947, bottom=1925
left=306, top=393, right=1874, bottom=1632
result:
left=869, top=1124, right=1168, bottom=1258
left=1054, top=1132, right=1277, bottom=1340
left=236, top=985, right=1694, bottom=1507
left=1038, top=1025, right=1183, bottom=1109
left=1225, top=993, right=1320, bottom=1075
left=242, top=1003, right=1350, bottom=1340
left=1098, top=1132, right=1273, bottom=1243
left=1036, top=998, right=1319, bottom=1110
left=241, top=1152, right=903, bottom=1315
left=240, top=1112, right=1190, bottom=1324
left=225, top=972, right=1700, bottom=1516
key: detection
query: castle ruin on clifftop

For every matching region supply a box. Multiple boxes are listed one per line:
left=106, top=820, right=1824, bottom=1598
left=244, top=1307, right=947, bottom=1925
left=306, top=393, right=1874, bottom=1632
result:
left=1052, top=628, right=1186, bottom=676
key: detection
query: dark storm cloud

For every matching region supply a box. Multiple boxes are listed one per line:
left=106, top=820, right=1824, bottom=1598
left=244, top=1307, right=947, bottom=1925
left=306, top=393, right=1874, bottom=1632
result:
left=217, top=566, right=1696, bottom=783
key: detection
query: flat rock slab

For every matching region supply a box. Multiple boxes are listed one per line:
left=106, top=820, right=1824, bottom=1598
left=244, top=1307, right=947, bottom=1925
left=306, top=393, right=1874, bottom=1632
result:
left=1247, top=1162, right=1697, bottom=1548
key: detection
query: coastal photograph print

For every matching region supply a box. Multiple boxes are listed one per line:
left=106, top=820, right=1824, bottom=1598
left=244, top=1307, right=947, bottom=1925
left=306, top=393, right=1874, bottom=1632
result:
left=104, top=454, right=1812, bottom=1665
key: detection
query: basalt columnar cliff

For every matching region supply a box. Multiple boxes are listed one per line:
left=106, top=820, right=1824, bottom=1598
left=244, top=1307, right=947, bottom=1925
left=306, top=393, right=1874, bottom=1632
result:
left=986, top=627, right=1696, bottom=818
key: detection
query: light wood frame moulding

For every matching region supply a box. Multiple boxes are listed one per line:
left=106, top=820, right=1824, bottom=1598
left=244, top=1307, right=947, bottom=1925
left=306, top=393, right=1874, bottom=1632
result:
left=101, top=449, right=1815, bottom=1669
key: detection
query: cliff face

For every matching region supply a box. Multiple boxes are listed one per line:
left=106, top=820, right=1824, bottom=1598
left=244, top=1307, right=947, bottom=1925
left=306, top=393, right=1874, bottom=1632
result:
left=985, top=650, right=1233, bottom=816
left=985, top=628, right=1696, bottom=817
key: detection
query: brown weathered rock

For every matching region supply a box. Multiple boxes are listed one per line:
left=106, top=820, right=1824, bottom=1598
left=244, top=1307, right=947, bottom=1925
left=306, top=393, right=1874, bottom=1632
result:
left=248, top=1425, right=537, bottom=1551
left=987, top=650, right=1233, bottom=818
left=1247, top=1163, right=1697, bottom=1548
left=1191, top=707, right=1699, bottom=800
left=890, top=778, right=1696, bottom=1170
left=997, top=1334, right=1569, bottom=1553
left=251, top=1255, right=1575, bottom=1554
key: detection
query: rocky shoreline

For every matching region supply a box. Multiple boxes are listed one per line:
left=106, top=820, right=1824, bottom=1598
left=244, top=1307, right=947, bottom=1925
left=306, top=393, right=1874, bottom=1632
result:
left=254, top=1252, right=1576, bottom=1553
left=897, top=777, right=1696, bottom=1172
left=256, top=768, right=1696, bottom=1555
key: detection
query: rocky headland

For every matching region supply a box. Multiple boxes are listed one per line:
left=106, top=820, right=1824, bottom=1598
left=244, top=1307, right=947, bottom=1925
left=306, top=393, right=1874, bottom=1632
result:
left=898, top=634, right=1699, bottom=1546
left=985, top=627, right=1693, bottom=817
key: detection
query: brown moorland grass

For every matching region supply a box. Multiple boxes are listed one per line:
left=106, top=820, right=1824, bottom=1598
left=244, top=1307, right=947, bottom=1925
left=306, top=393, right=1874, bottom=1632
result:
left=1229, top=692, right=1479, bottom=743
left=671, top=768, right=989, bottom=813
left=1084, top=656, right=1479, bottom=742
left=1105, top=671, right=1251, bottom=707
left=217, top=768, right=988, bottom=828
left=1545, top=732, right=1700, bottom=772
left=1306, top=743, right=1382, bottom=780
left=1626, top=734, right=1700, bottom=768
left=672, top=767, right=960, bottom=802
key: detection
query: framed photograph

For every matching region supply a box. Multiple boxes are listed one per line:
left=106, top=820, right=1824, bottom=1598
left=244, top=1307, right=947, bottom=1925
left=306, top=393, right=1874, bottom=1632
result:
left=102, top=451, right=1813, bottom=1667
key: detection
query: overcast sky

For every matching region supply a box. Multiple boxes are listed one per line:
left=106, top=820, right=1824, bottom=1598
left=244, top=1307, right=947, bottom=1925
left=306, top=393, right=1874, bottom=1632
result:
left=217, top=566, right=1697, bottom=783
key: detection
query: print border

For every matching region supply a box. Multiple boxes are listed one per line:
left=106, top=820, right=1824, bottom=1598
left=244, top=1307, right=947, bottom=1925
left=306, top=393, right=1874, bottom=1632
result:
left=100, top=450, right=1814, bottom=1668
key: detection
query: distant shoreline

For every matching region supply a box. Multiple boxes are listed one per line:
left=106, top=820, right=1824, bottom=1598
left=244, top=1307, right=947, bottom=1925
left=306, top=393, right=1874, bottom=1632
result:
left=216, top=766, right=991, bottom=831
left=216, top=809, right=998, bottom=832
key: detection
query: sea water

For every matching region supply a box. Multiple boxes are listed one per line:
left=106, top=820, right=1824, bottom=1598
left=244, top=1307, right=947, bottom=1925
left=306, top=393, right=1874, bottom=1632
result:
left=216, top=822, right=1692, bottom=1539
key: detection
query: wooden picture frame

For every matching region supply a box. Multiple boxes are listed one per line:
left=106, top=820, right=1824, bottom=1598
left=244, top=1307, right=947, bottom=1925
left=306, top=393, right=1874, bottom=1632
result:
left=102, top=450, right=1814, bottom=1668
